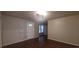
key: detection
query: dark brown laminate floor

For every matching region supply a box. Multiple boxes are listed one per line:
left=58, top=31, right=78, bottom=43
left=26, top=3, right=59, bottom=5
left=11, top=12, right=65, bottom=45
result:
left=3, top=38, right=79, bottom=48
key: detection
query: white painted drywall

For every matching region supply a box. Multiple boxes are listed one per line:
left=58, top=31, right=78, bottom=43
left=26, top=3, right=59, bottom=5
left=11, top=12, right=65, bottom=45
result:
left=2, top=15, right=38, bottom=46
left=48, top=15, right=79, bottom=46
left=0, top=12, right=2, bottom=47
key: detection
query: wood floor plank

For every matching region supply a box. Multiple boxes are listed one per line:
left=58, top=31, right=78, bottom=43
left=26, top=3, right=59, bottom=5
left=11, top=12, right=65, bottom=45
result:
left=3, top=38, right=79, bottom=48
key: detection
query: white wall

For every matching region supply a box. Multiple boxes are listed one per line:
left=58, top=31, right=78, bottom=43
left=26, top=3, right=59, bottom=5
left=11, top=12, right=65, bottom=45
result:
left=48, top=15, right=79, bottom=46
left=0, top=12, right=2, bottom=47
left=2, top=15, right=38, bottom=46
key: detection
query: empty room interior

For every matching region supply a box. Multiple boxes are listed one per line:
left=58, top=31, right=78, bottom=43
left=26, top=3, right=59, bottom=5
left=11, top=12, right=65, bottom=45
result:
left=0, top=11, right=79, bottom=48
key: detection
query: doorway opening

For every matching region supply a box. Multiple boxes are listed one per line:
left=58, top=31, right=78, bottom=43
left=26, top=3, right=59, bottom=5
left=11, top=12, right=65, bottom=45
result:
left=39, top=22, right=47, bottom=40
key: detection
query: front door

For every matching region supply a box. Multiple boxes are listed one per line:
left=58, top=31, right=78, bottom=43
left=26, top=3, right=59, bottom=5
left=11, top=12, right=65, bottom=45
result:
left=27, top=23, right=34, bottom=39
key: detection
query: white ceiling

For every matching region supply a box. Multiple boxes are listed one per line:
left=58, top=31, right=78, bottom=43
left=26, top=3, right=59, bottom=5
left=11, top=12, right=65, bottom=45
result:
left=2, top=11, right=79, bottom=20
